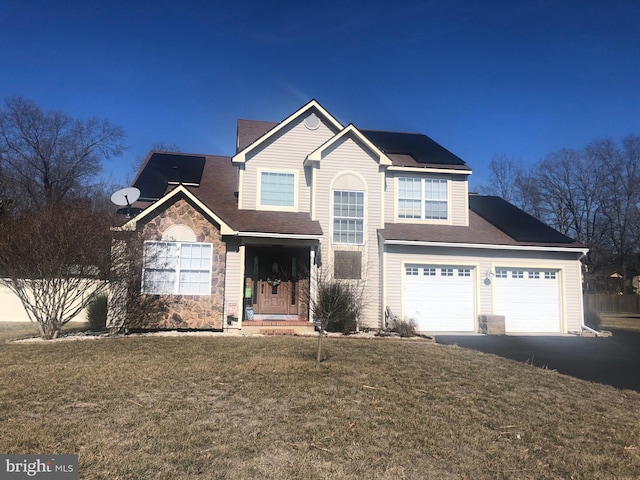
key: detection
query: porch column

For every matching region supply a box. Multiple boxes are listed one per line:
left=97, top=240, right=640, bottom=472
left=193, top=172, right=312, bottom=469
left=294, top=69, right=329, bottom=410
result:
left=310, top=248, right=317, bottom=324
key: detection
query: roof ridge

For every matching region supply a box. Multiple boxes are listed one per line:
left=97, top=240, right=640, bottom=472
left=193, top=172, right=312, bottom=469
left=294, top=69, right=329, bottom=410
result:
left=361, top=128, right=426, bottom=135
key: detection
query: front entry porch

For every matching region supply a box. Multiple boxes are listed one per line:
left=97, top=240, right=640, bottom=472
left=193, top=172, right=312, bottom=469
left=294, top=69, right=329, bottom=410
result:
left=242, top=246, right=315, bottom=334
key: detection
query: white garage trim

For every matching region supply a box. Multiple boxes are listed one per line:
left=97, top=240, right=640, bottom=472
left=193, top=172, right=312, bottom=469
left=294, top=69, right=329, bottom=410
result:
left=403, top=264, right=476, bottom=332
left=494, top=267, right=562, bottom=333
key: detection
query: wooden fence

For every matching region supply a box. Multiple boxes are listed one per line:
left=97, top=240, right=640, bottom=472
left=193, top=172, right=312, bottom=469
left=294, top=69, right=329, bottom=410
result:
left=584, top=293, right=640, bottom=314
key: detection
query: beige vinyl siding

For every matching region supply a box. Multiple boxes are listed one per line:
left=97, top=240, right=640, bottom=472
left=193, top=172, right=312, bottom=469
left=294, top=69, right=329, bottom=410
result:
left=223, top=240, right=243, bottom=328
left=241, top=116, right=337, bottom=212
left=384, top=172, right=469, bottom=226
left=384, top=244, right=584, bottom=333
left=564, top=260, right=584, bottom=333
left=450, top=176, right=469, bottom=226
left=314, top=136, right=385, bottom=329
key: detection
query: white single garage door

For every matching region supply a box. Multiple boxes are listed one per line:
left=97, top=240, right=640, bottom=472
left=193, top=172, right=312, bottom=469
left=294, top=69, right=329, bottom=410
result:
left=404, top=265, right=475, bottom=332
left=494, top=268, right=561, bottom=333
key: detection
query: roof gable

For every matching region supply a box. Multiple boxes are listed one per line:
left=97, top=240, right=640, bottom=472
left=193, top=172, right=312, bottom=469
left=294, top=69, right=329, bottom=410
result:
left=231, top=100, right=343, bottom=163
left=305, top=124, right=393, bottom=166
left=232, top=99, right=343, bottom=164
left=116, top=184, right=235, bottom=235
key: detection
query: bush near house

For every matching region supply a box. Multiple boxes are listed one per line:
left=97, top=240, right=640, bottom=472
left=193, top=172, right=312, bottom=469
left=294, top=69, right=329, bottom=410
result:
left=391, top=317, right=417, bottom=337
left=315, top=280, right=360, bottom=334
left=86, top=294, right=108, bottom=331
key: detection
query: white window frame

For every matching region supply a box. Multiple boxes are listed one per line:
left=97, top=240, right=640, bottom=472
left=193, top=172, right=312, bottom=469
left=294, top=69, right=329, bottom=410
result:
left=142, top=241, right=212, bottom=295
left=397, top=177, right=449, bottom=221
left=441, top=268, right=454, bottom=277
left=406, top=266, right=419, bottom=276
left=332, top=190, right=365, bottom=245
left=496, top=269, right=508, bottom=278
left=257, top=169, right=298, bottom=211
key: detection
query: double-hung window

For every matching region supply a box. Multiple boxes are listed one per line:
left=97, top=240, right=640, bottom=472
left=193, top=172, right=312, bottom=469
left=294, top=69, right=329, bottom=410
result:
left=333, top=190, right=364, bottom=244
left=398, top=178, right=448, bottom=220
left=143, top=241, right=212, bottom=295
left=260, top=171, right=295, bottom=208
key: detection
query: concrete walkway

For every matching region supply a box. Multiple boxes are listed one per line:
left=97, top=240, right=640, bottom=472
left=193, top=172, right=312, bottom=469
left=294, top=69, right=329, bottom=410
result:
left=436, top=329, right=640, bottom=392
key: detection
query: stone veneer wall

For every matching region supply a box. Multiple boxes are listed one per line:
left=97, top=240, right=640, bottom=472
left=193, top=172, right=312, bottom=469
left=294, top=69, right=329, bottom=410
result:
left=133, top=198, right=226, bottom=329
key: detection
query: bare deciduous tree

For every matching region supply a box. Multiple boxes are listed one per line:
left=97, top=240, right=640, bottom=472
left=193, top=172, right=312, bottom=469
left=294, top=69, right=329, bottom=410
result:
left=0, top=96, right=126, bottom=210
left=479, top=154, right=525, bottom=205
left=0, top=205, right=118, bottom=339
left=589, top=136, right=640, bottom=282
left=106, top=232, right=170, bottom=333
left=482, top=135, right=640, bottom=285
left=304, top=250, right=367, bottom=369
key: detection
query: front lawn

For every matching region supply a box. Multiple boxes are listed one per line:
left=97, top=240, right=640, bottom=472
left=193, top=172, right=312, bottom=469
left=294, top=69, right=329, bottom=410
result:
left=1, top=324, right=639, bottom=479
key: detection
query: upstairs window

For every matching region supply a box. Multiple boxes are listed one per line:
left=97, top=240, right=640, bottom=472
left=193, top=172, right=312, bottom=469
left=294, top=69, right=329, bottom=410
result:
left=398, top=178, right=448, bottom=220
left=260, top=171, right=295, bottom=208
left=333, top=190, right=364, bottom=244
left=143, top=241, right=212, bottom=295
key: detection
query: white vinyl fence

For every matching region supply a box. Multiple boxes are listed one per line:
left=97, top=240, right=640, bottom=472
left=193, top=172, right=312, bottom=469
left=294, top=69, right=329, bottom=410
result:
left=0, top=282, right=93, bottom=324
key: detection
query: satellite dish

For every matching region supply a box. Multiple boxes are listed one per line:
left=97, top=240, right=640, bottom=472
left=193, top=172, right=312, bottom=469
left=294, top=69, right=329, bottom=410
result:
left=110, top=187, right=140, bottom=206
left=111, top=187, right=141, bottom=218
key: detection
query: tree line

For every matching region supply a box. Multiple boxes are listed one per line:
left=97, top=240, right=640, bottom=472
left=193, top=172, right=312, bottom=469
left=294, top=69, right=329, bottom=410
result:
left=0, top=96, right=127, bottom=338
left=0, top=96, right=183, bottom=339
left=481, top=135, right=640, bottom=291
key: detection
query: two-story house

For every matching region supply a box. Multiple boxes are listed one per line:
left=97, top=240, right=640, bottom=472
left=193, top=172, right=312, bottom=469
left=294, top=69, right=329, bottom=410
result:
left=109, top=100, right=588, bottom=335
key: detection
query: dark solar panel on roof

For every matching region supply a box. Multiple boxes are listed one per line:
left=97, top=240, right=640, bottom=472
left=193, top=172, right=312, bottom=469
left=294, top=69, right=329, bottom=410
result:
left=469, top=195, right=575, bottom=244
left=134, top=153, right=206, bottom=200
left=361, top=130, right=466, bottom=166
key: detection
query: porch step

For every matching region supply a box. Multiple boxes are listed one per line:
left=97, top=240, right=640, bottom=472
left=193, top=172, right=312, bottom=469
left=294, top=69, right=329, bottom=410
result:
left=245, top=320, right=312, bottom=326
left=241, top=320, right=315, bottom=335
left=253, top=314, right=299, bottom=321
left=260, top=328, right=295, bottom=336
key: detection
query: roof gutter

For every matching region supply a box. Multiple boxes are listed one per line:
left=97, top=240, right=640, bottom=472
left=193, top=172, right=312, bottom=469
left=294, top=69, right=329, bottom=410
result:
left=382, top=238, right=589, bottom=255
left=386, top=166, right=472, bottom=175
left=237, top=231, right=323, bottom=241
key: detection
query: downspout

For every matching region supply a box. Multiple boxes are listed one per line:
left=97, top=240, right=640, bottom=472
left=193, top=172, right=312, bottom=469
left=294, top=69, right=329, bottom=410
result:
left=582, top=324, right=601, bottom=336
left=578, top=249, right=602, bottom=336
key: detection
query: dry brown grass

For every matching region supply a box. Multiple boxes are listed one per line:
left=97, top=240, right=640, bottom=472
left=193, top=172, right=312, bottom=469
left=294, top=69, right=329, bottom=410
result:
left=1, top=323, right=640, bottom=479
left=600, top=314, right=640, bottom=331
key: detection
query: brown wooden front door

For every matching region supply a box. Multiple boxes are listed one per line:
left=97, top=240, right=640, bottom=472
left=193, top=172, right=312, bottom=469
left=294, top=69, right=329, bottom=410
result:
left=256, top=279, right=295, bottom=315
left=247, top=247, right=308, bottom=317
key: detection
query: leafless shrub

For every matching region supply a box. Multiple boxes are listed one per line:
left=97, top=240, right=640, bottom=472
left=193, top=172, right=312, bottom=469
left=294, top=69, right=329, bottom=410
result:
left=392, top=317, right=417, bottom=337
left=107, top=232, right=169, bottom=333
left=0, top=204, right=118, bottom=339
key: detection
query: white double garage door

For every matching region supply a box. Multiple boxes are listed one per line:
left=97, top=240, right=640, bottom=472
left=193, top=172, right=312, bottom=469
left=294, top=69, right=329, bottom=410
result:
left=404, top=264, right=561, bottom=333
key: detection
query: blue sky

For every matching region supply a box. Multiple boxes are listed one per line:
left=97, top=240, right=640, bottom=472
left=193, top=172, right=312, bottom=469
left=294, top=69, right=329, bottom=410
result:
left=2, top=0, right=639, bottom=189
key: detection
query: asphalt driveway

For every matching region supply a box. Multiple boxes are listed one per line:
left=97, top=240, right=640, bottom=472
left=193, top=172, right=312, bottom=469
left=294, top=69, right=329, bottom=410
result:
left=436, top=329, right=640, bottom=392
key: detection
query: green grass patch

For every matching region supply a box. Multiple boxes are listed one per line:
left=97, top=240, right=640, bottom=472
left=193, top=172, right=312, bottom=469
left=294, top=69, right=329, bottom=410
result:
left=1, top=324, right=639, bottom=479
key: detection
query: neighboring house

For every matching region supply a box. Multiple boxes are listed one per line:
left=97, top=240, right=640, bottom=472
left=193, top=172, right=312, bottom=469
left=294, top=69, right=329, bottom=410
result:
left=109, top=100, right=588, bottom=335
left=584, top=267, right=625, bottom=294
